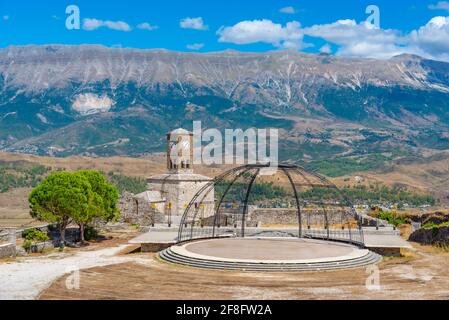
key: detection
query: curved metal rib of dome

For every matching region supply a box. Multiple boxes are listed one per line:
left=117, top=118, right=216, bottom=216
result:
left=178, top=164, right=364, bottom=246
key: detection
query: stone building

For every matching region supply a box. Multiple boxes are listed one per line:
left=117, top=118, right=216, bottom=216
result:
left=119, top=128, right=214, bottom=226
left=118, top=191, right=166, bottom=225
left=148, top=128, right=214, bottom=222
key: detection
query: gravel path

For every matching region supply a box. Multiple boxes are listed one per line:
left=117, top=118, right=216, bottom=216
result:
left=0, top=245, right=150, bottom=300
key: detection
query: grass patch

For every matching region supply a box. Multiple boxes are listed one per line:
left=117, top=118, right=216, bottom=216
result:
left=303, top=154, right=390, bottom=177
left=422, top=221, right=449, bottom=229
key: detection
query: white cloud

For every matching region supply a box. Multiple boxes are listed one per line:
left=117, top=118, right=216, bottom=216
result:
left=410, top=16, right=449, bottom=61
left=137, top=22, right=158, bottom=31
left=319, top=44, right=332, bottom=54
left=279, top=6, right=296, bottom=14
left=303, top=16, right=449, bottom=61
left=180, top=17, right=208, bottom=30
left=216, top=16, right=449, bottom=62
left=186, top=43, right=205, bottom=50
left=217, top=19, right=305, bottom=49
left=429, top=1, right=449, bottom=12
left=304, top=19, right=409, bottom=59
left=2, top=15, right=9, bottom=21
left=83, top=18, right=132, bottom=32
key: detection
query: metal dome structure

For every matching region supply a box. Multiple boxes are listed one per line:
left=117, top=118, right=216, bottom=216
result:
left=178, top=164, right=364, bottom=246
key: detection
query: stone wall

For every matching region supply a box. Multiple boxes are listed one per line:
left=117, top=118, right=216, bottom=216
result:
left=141, top=242, right=173, bottom=252
left=192, top=208, right=352, bottom=227
left=0, top=225, right=48, bottom=240
left=117, top=192, right=165, bottom=226
left=250, top=209, right=298, bottom=225
left=202, top=214, right=234, bottom=226
left=0, top=228, right=16, bottom=245
left=369, top=247, right=402, bottom=257
left=409, top=226, right=449, bottom=245
left=250, top=208, right=346, bottom=226
left=29, top=241, right=54, bottom=253
left=0, top=243, right=16, bottom=259
left=0, top=231, right=9, bottom=243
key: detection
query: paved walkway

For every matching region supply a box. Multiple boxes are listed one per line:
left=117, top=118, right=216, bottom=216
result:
left=364, top=234, right=412, bottom=248
left=129, top=226, right=411, bottom=249
left=129, top=231, right=178, bottom=244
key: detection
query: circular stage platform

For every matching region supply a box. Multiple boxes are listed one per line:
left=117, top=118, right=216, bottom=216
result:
left=159, top=238, right=382, bottom=272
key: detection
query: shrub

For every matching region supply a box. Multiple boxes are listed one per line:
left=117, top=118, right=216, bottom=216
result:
left=83, top=226, right=99, bottom=241
left=378, top=211, right=407, bottom=227
left=22, top=228, right=49, bottom=242
left=22, top=228, right=49, bottom=252
left=23, top=239, right=32, bottom=251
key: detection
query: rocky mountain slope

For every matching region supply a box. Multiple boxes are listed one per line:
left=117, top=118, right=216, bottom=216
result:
left=1, top=45, right=449, bottom=162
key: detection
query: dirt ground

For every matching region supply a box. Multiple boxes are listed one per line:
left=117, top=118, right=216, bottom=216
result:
left=0, top=187, right=39, bottom=227
left=0, top=228, right=143, bottom=300
left=39, top=242, right=449, bottom=300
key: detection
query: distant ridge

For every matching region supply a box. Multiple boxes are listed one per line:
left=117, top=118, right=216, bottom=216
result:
left=0, top=44, right=448, bottom=160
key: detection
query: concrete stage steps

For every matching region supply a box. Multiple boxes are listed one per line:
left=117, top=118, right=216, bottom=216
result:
left=159, top=246, right=382, bottom=272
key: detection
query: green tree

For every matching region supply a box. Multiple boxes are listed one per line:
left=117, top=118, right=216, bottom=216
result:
left=29, top=170, right=120, bottom=245
left=76, top=170, right=119, bottom=242
left=28, top=172, right=94, bottom=245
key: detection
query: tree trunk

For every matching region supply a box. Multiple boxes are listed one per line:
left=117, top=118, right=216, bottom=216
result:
left=59, top=223, right=66, bottom=246
left=58, top=216, right=69, bottom=247
left=79, top=223, right=85, bottom=243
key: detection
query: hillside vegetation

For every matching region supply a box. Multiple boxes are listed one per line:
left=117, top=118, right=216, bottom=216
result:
left=216, top=180, right=437, bottom=208
left=0, top=159, right=148, bottom=195
left=0, top=160, right=50, bottom=193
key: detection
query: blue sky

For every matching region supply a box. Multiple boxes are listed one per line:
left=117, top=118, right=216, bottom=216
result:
left=1, top=0, right=449, bottom=60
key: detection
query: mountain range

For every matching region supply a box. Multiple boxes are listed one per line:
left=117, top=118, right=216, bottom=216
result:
left=1, top=44, right=449, bottom=172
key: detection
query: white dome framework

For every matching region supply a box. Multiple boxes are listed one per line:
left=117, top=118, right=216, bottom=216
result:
left=178, top=164, right=364, bottom=246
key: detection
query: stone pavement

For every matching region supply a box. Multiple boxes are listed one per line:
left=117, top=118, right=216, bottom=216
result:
left=129, top=225, right=412, bottom=251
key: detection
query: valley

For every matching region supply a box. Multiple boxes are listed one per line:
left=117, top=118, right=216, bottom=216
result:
left=0, top=150, right=447, bottom=228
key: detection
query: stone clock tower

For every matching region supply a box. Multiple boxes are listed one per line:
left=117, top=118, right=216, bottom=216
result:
left=167, top=128, right=193, bottom=173
left=148, top=128, right=214, bottom=221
